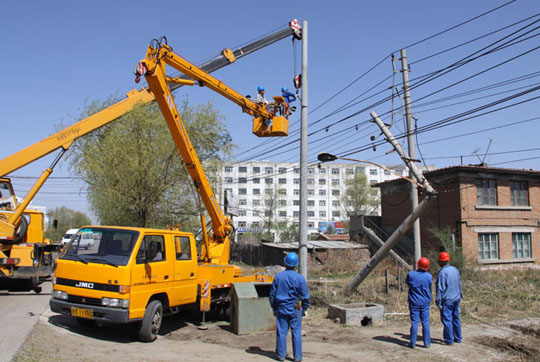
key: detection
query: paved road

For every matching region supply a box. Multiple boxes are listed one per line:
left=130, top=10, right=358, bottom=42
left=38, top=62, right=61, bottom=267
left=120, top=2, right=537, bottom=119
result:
left=0, top=281, right=52, bottom=362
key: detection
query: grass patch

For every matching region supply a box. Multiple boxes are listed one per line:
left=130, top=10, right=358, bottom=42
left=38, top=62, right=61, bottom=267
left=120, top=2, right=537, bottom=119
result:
left=307, top=251, right=540, bottom=324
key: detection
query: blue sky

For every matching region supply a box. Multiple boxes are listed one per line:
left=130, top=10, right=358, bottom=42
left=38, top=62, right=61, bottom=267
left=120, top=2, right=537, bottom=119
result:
left=1, top=0, right=539, bottom=220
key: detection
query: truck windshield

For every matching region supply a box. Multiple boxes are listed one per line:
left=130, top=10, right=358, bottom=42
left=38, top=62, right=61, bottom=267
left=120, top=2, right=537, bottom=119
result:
left=60, top=227, right=139, bottom=266
left=0, top=181, right=15, bottom=210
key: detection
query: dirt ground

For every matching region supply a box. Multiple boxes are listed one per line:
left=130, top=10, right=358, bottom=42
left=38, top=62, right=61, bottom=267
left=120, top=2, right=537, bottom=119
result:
left=14, top=305, right=540, bottom=361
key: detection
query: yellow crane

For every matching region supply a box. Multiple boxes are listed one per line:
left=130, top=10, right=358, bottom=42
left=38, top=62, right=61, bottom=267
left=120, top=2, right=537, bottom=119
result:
left=0, top=20, right=301, bottom=292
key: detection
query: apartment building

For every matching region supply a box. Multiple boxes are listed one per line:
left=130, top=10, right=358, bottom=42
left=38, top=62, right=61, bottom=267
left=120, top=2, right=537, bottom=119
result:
left=217, top=160, right=413, bottom=238
left=375, top=165, right=540, bottom=267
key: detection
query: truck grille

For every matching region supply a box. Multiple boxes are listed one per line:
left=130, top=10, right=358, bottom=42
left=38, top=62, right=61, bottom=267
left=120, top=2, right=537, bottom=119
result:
left=67, top=295, right=101, bottom=306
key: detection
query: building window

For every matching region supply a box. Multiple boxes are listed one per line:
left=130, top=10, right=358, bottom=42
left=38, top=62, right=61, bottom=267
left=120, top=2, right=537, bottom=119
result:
left=279, top=211, right=287, bottom=217
left=265, top=167, right=273, bottom=174
left=478, top=233, right=498, bottom=260
left=251, top=222, right=260, bottom=228
left=278, top=189, right=286, bottom=195
left=239, top=210, right=246, bottom=216
left=278, top=178, right=287, bottom=184
left=477, top=179, right=497, bottom=205
left=319, top=211, right=326, bottom=218
left=510, top=181, right=529, bottom=206
left=265, top=189, right=272, bottom=195
left=238, top=177, right=247, bottom=184
left=294, top=189, right=300, bottom=195
left=332, top=179, right=339, bottom=186
left=239, top=166, right=247, bottom=173
left=225, top=177, right=233, bottom=184
left=308, top=168, right=314, bottom=174
left=332, top=211, right=341, bottom=218
left=253, top=178, right=260, bottom=184
left=265, top=178, right=273, bottom=184
left=238, top=188, right=247, bottom=195
left=252, top=166, right=260, bottom=174
left=307, top=211, right=315, bottom=217
left=265, top=210, right=272, bottom=216
left=278, top=167, right=287, bottom=174
left=253, top=199, right=260, bottom=206
left=252, top=211, right=260, bottom=217
left=331, top=168, right=339, bottom=175
left=332, top=189, right=340, bottom=196
left=319, top=168, right=326, bottom=174
left=319, top=190, right=326, bottom=196
left=332, top=200, right=340, bottom=207
left=238, top=221, right=247, bottom=228
left=294, top=178, right=300, bottom=185
left=225, top=166, right=233, bottom=173
left=253, top=188, right=260, bottom=195
left=369, top=168, right=377, bottom=176
left=319, top=179, right=326, bottom=185
left=319, top=200, right=326, bottom=206
left=308, top=222, right=315, bottom=228
left=307, top=200, right=315, bottom=206
left=225, top=188, right=233, bottom=194
left=279, top=200, right=287, bottom=206
left=384, top=170, right=391, bottom=176
left=307, top=190, right=314, bottom=196
left=346, top=168, right=354, bottom=175
left=239, top=199, right=247, bottom=205
left=355, top=166, right=364, bottom=174
left=512, top=233, right=531, bottom=259
left=294, top=168, right=300, bottom=174
left=307, top=178, right=314, bottom=185
left=293, top=200, right=300, bottom=206
left=293, top=211, right=299, bottom=217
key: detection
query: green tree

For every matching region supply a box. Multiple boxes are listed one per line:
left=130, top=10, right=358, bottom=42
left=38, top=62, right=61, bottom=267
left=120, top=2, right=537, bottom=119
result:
left=278, top=221, right=299, bottom=242
left=45, top=206, right=91, bottom=242
left=341, top=173, right=378, bottom=218
left=66, top=97, right=232, bottom=229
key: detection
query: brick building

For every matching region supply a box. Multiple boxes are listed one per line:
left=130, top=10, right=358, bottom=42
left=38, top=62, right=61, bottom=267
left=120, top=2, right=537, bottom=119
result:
left=375, top=165, right=540, bottom=267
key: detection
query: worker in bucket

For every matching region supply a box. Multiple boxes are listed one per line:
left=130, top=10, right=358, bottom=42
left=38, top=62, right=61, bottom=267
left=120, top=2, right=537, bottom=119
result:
left=256, top=85, right=269, bottom=104
left=280, top=86, right=296, bottom=117
left=436, top=251, right=463, bottom=345
left=269, top=252, right=310, bottom=362
left=405, top=257, right=432, bottom=348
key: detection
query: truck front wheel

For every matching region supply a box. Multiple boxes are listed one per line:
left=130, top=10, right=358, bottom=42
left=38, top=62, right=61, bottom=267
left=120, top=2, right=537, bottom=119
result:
left=138, top=300, right=163, bottom=342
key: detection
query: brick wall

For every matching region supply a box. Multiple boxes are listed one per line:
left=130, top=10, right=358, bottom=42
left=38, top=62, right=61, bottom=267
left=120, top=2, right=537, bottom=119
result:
left=378, top=167, right=540, bottom=266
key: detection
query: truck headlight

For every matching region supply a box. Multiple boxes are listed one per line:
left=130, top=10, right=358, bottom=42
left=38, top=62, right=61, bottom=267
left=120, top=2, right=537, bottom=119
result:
left=53, top=290, right=68, bottom=300
left=102, top=298, right=129, bottom=308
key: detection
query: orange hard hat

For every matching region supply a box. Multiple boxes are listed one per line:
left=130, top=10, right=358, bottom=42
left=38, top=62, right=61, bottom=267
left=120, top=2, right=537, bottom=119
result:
left=438, top=252, right=450, bottom=262
left=417, top=257, right=430, bottom=271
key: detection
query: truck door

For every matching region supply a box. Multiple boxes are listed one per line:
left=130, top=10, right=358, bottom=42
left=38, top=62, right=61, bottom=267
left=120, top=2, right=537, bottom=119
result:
left=171, top=235, right=198, bottom=306
left=131, top=234, right=173, bottom=312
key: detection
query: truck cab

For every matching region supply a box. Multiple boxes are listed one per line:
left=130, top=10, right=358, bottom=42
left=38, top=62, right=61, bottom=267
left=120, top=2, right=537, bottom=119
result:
left=50, top=226, right=198, bottom=341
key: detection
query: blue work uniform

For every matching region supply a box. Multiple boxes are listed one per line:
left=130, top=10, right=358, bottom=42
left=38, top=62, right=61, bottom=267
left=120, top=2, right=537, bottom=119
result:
left=406, top=269, right=432, bottom=348
left=436, top=264, right=462, bottom=344
left=281, top=91, right=296, bottom=104
left=269, top=269, right=310, bottom=362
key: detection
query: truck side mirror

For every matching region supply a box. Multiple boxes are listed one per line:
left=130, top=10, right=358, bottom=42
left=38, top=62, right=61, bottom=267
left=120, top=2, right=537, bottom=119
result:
left=145, top=241, right=158, bottom=261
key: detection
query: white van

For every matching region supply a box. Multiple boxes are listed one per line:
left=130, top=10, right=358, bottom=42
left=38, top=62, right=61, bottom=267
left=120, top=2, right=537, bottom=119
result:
left=61, top=228, right=95, bottom=250
left=61, top=229, right=78, bottom=245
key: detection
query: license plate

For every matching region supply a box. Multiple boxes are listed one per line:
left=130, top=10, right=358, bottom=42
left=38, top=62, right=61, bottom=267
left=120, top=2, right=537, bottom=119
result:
left=71, top=307, right=93, bottom=319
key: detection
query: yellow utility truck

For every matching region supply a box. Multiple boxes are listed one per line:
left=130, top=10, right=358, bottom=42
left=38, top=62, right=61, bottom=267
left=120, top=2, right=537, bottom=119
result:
left=1, top=20, right=301, bottom=293
left=50, top=24, right=302, bottom=341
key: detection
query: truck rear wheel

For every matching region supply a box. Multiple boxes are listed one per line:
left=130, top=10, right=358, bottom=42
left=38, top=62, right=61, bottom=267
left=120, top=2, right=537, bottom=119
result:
left=138, top=300, right=163, bottom=342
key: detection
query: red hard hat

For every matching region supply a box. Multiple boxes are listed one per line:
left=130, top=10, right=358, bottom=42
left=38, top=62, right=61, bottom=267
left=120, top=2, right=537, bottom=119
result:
left=438, top=252, right=450, bottom=262
left=417, top=257, right=430, bottom=271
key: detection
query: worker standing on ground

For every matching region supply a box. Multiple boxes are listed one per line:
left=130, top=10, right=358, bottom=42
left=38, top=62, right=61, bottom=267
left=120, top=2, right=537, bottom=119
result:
left=436, top=251, right=463, bottom=345
left=269, top=252, right=310, bottom=362
left=405, top=257, right=432, bottom=348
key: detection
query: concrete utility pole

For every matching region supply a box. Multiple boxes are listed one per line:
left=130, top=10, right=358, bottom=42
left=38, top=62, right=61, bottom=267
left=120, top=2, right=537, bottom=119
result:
left=344, top=112, right=436, bottom=292
left=400, top=49, right=421, bottom=269
left=299, top=20, right=308, bottom=279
